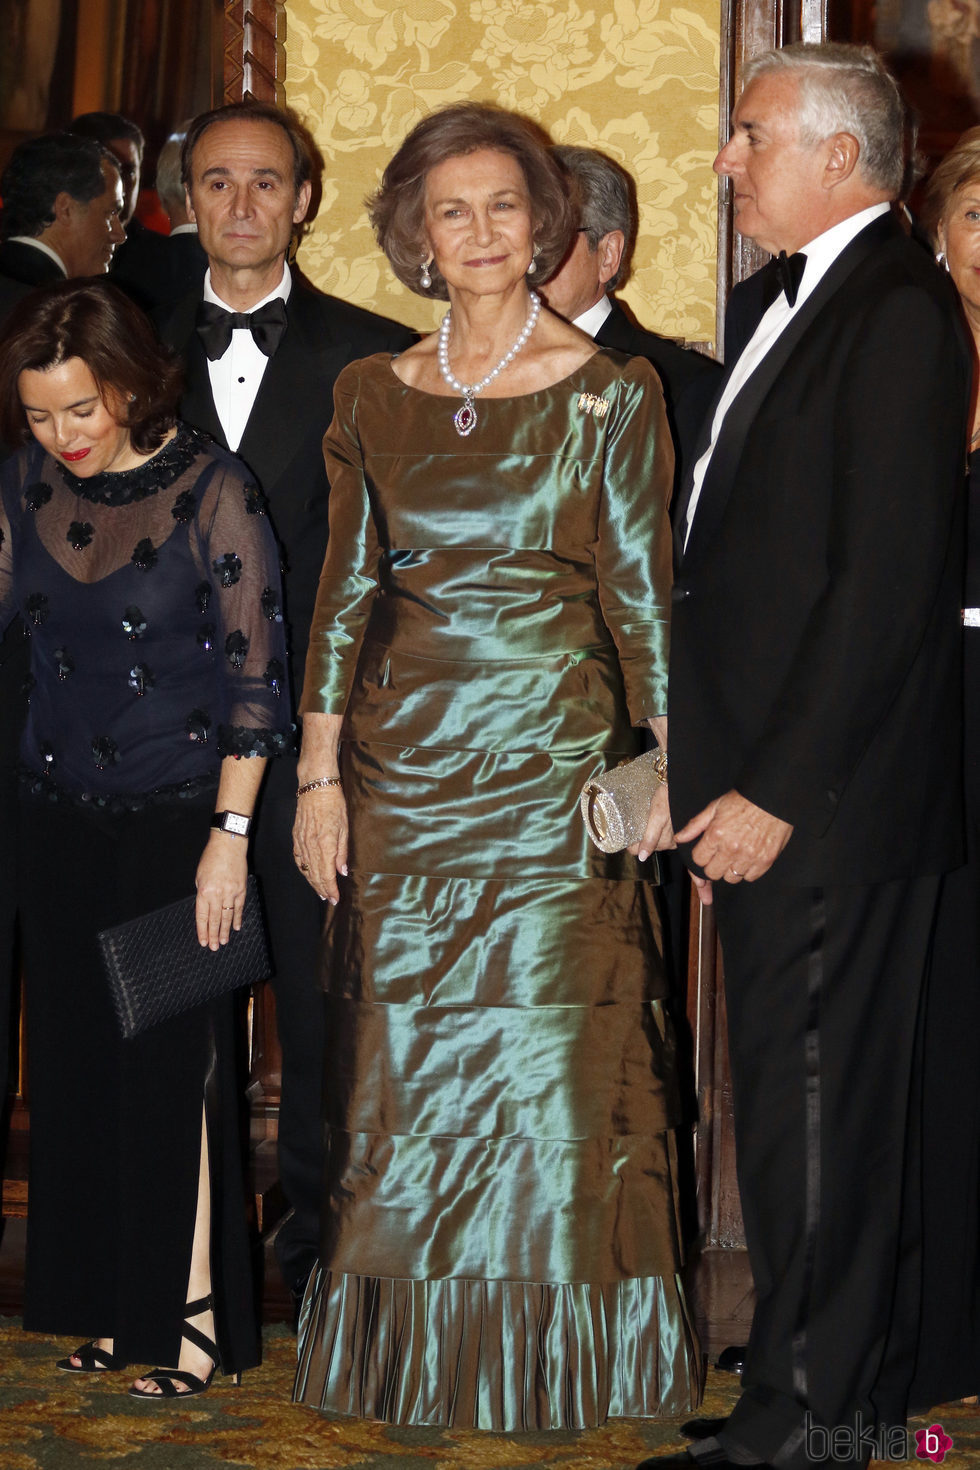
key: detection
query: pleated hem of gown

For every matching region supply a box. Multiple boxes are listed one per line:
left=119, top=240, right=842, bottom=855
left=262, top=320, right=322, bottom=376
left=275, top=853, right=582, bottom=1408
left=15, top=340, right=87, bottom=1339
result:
left=293, top=1268, right=704, bottom=1430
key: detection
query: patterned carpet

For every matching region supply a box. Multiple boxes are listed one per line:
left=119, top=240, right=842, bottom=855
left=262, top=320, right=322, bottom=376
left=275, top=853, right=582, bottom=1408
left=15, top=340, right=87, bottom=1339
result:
left=0, top=1320, right=978, bottom=1469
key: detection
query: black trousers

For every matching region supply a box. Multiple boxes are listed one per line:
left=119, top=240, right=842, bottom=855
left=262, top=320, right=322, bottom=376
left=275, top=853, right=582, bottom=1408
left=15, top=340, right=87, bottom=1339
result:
left=711, top=872, right=940, bottom=1469
left=252, top=754, right=327, bottom=1296
left=911, top=630, right=980, bottom=1409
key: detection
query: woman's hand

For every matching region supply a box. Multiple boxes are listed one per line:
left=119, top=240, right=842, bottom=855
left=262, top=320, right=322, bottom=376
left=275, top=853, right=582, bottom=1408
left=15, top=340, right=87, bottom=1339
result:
left=628, top=781, right=676, bottom=863
left=195, top=832, right=249, bottom=950
left=293, top=787, right=348, bottom=905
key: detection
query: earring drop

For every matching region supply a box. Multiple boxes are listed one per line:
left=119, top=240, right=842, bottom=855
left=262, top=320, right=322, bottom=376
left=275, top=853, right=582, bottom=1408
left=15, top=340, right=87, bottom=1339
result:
left=936, top=250, right=949, bottom=272
left=420, top=259, right=432, bottom=290
left=526, top=244, right=541, bottom=276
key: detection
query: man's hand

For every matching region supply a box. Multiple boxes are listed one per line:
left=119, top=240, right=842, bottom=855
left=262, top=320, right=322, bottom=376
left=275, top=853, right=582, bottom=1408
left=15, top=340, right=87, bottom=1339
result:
left=674, top=789, right=793, bottom=885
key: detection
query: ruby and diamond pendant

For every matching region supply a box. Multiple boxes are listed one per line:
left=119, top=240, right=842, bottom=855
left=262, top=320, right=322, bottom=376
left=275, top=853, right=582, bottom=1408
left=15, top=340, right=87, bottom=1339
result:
left=453, top=398, right=477, bottom=436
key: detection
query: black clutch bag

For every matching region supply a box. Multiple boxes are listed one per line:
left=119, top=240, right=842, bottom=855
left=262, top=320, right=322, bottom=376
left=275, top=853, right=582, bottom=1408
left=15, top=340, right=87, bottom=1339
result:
left=98, top=875, right=272, bottom=1039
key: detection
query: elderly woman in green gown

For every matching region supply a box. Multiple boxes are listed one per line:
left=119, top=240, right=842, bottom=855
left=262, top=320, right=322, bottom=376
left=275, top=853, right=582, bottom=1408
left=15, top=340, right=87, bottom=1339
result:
left=291, top=102, right=702, bottom=1431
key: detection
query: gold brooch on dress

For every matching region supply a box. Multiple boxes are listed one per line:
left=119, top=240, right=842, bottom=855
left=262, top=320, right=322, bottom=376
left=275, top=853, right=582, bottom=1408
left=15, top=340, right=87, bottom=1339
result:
left=577, top=393, right=610, bottom=419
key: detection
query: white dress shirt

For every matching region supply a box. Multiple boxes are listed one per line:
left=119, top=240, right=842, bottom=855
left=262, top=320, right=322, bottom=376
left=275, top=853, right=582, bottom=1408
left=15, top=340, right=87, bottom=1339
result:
left=683, top=203, right=890, bottom=549
left=573, top=294, right=613, bottom=337
left=203, top=264, right=292, bottom=452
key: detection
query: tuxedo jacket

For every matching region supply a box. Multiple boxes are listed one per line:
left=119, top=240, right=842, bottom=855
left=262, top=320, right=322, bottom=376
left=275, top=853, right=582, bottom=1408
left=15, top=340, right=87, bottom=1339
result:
left=0, top=239, right=64, bottom=287
left=160, top=274, right=414, bottom=706
left=594, top=301, right=722, bottom=495
left=668, top=212, right=970, bottom=885
left=112, top=226, right=208, bottom=314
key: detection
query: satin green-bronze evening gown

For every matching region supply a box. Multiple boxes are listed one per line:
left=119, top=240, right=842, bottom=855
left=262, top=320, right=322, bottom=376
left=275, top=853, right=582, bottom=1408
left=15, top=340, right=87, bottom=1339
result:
left=293, top=348, right=703, bottom=1429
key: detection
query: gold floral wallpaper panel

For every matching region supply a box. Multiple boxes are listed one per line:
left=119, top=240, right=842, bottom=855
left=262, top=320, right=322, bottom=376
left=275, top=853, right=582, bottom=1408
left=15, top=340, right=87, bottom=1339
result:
left=285, top=0, right=721, bottom=349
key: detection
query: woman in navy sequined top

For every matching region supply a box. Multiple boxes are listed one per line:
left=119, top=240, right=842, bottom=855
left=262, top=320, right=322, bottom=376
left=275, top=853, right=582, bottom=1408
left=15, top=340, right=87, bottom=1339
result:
left=0, top=280, right=290, bottom=1397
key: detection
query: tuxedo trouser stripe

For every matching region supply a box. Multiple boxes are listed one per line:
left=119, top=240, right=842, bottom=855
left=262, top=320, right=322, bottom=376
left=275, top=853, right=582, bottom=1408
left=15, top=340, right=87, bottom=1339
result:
left=791, top=887, right=826, bottom=1410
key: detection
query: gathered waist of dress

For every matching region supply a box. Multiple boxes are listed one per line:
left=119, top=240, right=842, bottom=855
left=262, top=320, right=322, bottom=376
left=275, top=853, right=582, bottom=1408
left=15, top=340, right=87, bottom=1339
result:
left=368, top=592, right=618, bottom=664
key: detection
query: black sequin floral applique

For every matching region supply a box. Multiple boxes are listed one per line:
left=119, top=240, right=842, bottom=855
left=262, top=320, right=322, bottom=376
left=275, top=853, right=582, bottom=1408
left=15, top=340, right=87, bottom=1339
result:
left=56, top=423, right=205, bottom=504
left=53, top=647, right=74, bottom=680
left=241, top=481, right=267, bottom=516
left=213, top=552, right=242, bottom=587
left=122, top=606, right=147, bottom=639
left=261, top=587, right=282, bottom=622
left=92, top=735, right=119, bottom=769
left=24, top=593, right=49, bottom=626
left=128, top=663, right=154, bottom=695
left=225, top=630, right=249, bottom=669
left=264, top=659, right=284, bottom=696
left=67, top=520, right=95, bottom=551
left=186, top=709, right=212, bottom=743
left=25, top=483, right=52, bottom=511
left=22, top=672, right=36, bottom=697
left=219, top=724, right=295, bottom=757
left=132, top=537, right=157, bottom=571
left=197, top=623, right=216, bottom=653
left=171, top=490, right=196, bottom=523
left=195, top=581, right=211, bottom=614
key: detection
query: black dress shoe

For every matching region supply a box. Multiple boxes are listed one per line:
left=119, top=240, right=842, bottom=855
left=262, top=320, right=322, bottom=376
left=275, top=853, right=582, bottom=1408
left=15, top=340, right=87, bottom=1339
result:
left=681, top=1416, right=730, bottom=1440
left=715, top=1343, right=748, bottom=1374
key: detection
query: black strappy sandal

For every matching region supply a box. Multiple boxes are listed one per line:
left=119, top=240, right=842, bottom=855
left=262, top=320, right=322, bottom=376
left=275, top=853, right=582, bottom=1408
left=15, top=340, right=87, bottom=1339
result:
left=127, top=1294, right=240, bottom=1399
left=56, top=1341, right=128, bottom=1373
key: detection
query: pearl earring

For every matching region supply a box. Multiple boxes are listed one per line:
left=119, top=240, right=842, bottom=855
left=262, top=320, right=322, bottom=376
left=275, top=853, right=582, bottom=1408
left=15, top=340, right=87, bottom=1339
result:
left=526, top=244, right=541, bottom=277
left=420, top=259, right=432, bottom=290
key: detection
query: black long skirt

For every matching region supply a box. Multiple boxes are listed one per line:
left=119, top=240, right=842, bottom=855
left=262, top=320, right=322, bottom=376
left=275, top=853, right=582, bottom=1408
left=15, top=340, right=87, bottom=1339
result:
left=17, top=790, right=260, bottom=1374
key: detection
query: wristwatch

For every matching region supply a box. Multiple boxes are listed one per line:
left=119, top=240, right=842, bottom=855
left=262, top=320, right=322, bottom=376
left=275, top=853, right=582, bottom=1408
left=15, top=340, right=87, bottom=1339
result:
left=211, top=810, right=251, bottom=837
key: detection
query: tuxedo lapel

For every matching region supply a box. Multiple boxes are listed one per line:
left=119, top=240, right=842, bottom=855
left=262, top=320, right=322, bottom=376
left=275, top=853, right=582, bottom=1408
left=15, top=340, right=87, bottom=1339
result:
left=182, top=334, right=227, bottom=448
left=166, top=294, right=227, bottom=448
left=682, top=213, right=897, bottom=569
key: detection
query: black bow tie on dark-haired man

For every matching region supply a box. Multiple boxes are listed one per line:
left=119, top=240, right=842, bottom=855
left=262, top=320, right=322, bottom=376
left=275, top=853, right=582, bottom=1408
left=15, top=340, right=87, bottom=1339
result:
left=158, top=104, right=414, bottom=1314
left=651, top=41, right=970, bottom=1470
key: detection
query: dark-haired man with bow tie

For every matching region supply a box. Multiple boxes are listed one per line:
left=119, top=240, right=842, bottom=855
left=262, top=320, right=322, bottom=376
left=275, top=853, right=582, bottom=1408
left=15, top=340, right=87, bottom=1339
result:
left=160, top=102, right=414, bottom=1313
left=645, top=42, right=970, bottom=1470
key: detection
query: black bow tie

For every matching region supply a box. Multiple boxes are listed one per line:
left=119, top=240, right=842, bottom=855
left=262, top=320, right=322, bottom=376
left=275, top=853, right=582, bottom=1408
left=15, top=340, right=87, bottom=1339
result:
left=195, top=298, right=288, bottom=361
left=761, top=250, right=808, bottom=310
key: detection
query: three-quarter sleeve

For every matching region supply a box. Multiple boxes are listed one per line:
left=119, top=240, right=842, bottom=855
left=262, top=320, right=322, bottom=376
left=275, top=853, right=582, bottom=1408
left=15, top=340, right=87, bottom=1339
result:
left=594, top=356, right=674, bottom=724
left=300, top=364, right=381, bottom=716
left=193, top=460, right=293, bottom=757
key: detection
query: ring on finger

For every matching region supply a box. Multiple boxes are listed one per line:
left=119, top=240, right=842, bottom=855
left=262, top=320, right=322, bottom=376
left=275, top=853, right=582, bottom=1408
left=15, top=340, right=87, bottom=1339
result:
left=729, top=867, right=743, bottom=878
left=299, top=862, right=309, bottom=872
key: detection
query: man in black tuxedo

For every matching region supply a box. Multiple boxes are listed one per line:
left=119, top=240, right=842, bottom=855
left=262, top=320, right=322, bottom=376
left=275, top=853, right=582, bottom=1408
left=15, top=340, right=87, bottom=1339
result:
left=159, top=102, right=413, bottom=1308
left=0, top=133, right=125, bottom=286
left=643, top=44, right=970, bottom=1470
left=542, top=144, right=721, bottom=494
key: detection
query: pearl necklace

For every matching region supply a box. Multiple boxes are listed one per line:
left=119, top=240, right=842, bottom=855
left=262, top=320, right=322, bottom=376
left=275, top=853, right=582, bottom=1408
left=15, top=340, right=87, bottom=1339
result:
left=437, top=291, right=541, bottom=436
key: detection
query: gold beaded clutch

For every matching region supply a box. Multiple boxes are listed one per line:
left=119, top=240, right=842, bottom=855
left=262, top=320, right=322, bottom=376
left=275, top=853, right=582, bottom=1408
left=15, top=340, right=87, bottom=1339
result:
left=580, top=749, right=666, bottom=854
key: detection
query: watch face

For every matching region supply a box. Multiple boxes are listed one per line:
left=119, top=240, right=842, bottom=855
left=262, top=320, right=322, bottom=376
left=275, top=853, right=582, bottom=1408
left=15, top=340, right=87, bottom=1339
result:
left=224, top=812, right=250, bottom=835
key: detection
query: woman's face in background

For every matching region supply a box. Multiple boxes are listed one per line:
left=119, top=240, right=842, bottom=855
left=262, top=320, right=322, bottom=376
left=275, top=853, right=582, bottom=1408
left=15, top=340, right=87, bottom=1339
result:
left=17, top=357, right=139, bottom=477
left=941, top=180, right=980, bottom=323
left=422, top=147, right=535, bottom=298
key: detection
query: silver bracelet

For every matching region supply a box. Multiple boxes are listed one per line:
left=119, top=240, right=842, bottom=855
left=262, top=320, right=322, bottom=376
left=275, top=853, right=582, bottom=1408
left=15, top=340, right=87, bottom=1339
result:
left=297, top=776, right=343, bottom=796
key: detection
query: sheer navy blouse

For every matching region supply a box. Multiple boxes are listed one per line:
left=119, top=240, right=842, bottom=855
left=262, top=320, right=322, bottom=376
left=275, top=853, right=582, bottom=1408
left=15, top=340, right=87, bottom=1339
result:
left=0, top=424, right=292, bottom=808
